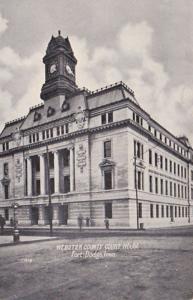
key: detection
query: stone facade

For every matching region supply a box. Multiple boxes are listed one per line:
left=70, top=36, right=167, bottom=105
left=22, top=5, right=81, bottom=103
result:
left=0, top=32, right=193, bottom=229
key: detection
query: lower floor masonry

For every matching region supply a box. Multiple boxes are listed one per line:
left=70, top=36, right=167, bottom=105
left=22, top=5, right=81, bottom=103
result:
left=0, top=197, right=192, bottom=228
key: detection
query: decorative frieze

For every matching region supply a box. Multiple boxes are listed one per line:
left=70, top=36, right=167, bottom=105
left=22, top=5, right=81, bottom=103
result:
left=76, top=144, right=86, bottom=173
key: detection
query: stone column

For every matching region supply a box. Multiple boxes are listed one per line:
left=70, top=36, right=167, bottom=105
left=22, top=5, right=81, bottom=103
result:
left=27, top=157, right=32, bottom=196
left=54, top=150, right=60, bottom=193
left=39, top=154, right=46, bottom=195
left=69, top=146, right=75, bottom=192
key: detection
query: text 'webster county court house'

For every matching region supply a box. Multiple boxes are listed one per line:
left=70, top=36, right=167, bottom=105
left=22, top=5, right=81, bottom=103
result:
left=0, top=31, right=193, bottom=228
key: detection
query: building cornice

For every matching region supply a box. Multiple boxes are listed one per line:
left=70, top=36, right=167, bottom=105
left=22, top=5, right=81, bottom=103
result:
left=0, top=118, right=192, bottom=165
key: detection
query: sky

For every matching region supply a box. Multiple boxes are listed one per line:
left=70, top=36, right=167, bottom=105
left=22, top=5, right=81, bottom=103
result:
left=0, top=0, right=192, bottom=144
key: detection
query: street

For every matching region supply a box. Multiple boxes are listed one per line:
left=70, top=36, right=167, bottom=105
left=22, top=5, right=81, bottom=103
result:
left=0, top=227, right=193, bottom=300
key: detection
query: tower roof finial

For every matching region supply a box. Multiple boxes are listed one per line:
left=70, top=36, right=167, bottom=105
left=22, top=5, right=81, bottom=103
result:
left=58, top=30, right=61, bottom=36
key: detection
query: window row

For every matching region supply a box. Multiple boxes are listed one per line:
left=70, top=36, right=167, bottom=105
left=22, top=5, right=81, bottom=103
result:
left=148, top=126, right=187, bottom=158
left=29, top=124, right=69, bottom=144
left=101, top=112, right=113, bottom=125
left=149, top=175, right=187, bottom=199
left=139, top=203, right=188, bottom=219
left=149, top=149, right=187, bottom=179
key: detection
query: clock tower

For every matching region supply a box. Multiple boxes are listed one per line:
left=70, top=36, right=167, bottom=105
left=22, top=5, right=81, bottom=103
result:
left=40, top=31, right=78, bottom=101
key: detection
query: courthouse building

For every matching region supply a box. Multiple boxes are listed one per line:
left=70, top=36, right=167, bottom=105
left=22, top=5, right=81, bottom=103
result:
left=0, top=31, right=193, bottom=228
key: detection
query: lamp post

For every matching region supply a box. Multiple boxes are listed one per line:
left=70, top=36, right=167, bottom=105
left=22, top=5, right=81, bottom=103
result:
left=12, top=202, right=19, bottom=243
left=46, top=144, right=53, bottom=236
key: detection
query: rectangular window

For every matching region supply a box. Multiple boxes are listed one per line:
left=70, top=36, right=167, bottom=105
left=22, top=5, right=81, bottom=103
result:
left=133, top=112, right=135, bottom=121
left=4, top=185, right=9, bottom=199
left=61, top=125, right=64, bottom=135
left=155, top=177, right=158, bottom=194
left=64, top=175, right=70, bottom=193
left=156, top=204, right=159, bottom=218
left=46, top=129, right=49, bottom=139
left=155, top=153, right=158, bottom=167
left=178, top=164, right=180, bottom=176
left=179, top=206, right=181, bottom=217
left=170, top=160, right=172, bottom=173
left=175, top=206, right=177, bottom=218
left=65, top=123, right=69, bottom=134
left=32, top=133, right=36, bottom=143
left=185, top=207, right=188, bottom=218
left=3, top=163, right=8, bottom=176
left=134, top=141, right=143, bottom=159
left=181, top=185, right=184, bottom=198
left=181, top=166, right=183, bottom=178
left=108, top=112, right=113, bottom=123
left=182, top=207, right=184, bottom=218
left=178, top=184, right=180, bottom=198
left=185, top=186, right=187, bottom=199
left=174, top=183, right=176, bottom=197
left=104, top=170, right=112, bottom=190
left=150, top=204, right=154, bottom=218
left=148, top=125, right=151, bottom=132
left=29, top=135, right=32, bottom=143
left=149, top=175, right=153, bottom=193
left=160, top=133, right=162, bottom=141
left=184, top=168, right=186, bottom=179
left=170, top=182, right=173, bottom=196
left=149, top=149, right=152, bottom=165
left=191, top=188, right=193, bottom=200
left=165, top=158, right=168, bottom=171
left=101, top=114, right=106, bottom=124
left=104, top=141, right=111, bottom=158
left=137, top=171, right=144, bottom=190
left=56, top=126, right=60, bottom=136
left=154, top=129, right=157, bottom=137
left=166, top=205, right=169, bottom=218
left=165, top=180, right=168, bottom=195
left=36, top=132, right=39, bottom=142
left=42, top=130, right=45, bottom=140
left=161, top=205, right=164, bottom=218
left=63, top=150, right=69, bottom=167
left=160, top=155, right=163, bottom=169
left=174, top=162, right=176, bottom=175
left=50, top=128, right=53, bottom=138
left=136, top=115, right=140, bottom=124
left=4, top=208, right=9, bottom=221
left=160, top=179, right=163, bottom=195
left=138, top=203, right=142, bottom=218
left=105, top=203, right=112, bottom=219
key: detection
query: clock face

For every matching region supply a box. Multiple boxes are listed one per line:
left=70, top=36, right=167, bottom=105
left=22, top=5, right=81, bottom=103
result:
left=65, top=64, right=74, bottom=76
left=49, top=63, right=57, bottom=74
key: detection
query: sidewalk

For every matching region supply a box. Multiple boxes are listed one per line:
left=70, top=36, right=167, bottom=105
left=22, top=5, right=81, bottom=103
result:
left=0, top=234, right=57, bottom=247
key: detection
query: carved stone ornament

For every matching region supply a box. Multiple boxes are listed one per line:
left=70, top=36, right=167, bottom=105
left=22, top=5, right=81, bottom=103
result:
left=1, top=177, right=10, bottom=186
left=47, top=106, right=55, bottom=117
left=74, top=106, right=86, bottom=129
left=34, top=111, right=41, bottom=122
left=61, top=100, right=70, bottom=112
left=99, top=159, right=115, bottom=170
left=12, top=127, right=22, bottom=147
left=15, top=158, right=23, bottom=183
left=76, top=144, right=86, bottom=173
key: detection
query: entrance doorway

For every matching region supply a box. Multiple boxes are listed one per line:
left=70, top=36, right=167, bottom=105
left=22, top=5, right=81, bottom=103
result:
left=31, top=207, right=39, bottom=225
left=59, top=204, right=68, bottom=225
